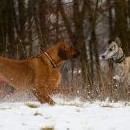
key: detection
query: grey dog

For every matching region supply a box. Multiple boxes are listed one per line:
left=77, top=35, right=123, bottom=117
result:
left=102, top=37, right=130, bottom=85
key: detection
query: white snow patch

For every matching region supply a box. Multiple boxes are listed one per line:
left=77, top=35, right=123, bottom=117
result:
left=0, top=97, right=130, bottom=130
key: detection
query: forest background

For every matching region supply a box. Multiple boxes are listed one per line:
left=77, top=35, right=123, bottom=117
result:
left=0, top=0, right=130, bottom=101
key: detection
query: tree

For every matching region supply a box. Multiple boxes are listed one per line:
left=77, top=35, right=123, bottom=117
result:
left=114, top=0, right=130, bottom=56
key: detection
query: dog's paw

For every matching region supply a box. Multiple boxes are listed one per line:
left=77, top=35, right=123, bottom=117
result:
left=48, top=99, right=55, bottom=106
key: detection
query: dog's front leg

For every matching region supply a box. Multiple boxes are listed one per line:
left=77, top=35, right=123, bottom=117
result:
left=32, top=86, right=55, bottom=105
left=113, top=75, right=121, bottom=82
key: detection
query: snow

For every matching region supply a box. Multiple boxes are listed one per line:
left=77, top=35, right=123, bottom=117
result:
left=0, top=97, right=130, bottom=130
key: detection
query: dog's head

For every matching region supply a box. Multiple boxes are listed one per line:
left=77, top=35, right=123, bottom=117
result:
left=101, top=37, right=122, bottom=59
left=57, top=42, right=80, bottom=60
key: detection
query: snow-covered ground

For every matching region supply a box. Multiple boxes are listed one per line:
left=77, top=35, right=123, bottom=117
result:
left=0, top=97, right=130, bottom=130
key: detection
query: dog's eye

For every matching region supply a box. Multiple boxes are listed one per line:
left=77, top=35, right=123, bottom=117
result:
left=109, top=48, right=112, bottom=51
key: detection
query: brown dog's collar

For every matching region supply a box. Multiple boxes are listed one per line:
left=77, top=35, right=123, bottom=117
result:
left=43, top=52, right=57, bottom=68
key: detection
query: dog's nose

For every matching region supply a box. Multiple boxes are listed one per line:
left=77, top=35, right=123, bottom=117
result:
left=102, top=55, right=105, bottom=59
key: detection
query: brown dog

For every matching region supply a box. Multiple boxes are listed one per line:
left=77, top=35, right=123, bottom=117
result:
left=0, top=42, right=79, bottom=105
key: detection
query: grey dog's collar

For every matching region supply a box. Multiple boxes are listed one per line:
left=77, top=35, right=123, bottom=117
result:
left=111, top=53, right=125, bottom=63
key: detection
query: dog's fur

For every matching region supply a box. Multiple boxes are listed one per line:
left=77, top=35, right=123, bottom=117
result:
left=0, top=42, right=79, bottom=105
left=102, top=37, right=130, bottom=84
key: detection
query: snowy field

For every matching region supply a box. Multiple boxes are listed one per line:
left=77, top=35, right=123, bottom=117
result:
left=0, top=97, right=130, bottom=130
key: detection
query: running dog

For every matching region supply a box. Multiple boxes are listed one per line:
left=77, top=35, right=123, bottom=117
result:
left=0, top=42, right=79, bottom=105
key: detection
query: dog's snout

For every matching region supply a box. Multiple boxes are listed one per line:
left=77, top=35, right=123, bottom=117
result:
left=102, top=55, right=105, bottom=59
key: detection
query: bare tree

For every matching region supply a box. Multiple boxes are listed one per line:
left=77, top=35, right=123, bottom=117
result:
left=114, top=0, right=130, bottom=56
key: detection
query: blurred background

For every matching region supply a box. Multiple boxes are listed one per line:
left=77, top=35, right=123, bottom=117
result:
left=0, top=0, right=130, bottom=101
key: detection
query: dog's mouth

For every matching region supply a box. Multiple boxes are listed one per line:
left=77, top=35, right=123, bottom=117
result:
left=73, top=50, right=80, bottom=58
left=101, top=55, right=106, bottom=59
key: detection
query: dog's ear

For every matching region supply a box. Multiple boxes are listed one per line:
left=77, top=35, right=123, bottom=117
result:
left=115, top=37, right=122, bottom=47
left=58, top=42, right=68, bottom=60
left=108, top=39, right=112, bottom=45
left=57, top=42, right=67, bottom=50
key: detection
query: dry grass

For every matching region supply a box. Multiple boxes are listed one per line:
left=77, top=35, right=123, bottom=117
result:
left=100, top=104, right=114, bottom=108
left=40, top=126, right=55, bottom=130
left=25, top=103, right=39, bottom=108
left=34, top=111, right=43, bottom=116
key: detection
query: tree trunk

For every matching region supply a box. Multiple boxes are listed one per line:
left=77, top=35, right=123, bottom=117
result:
left=114, top=0, right=129, bottom=56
